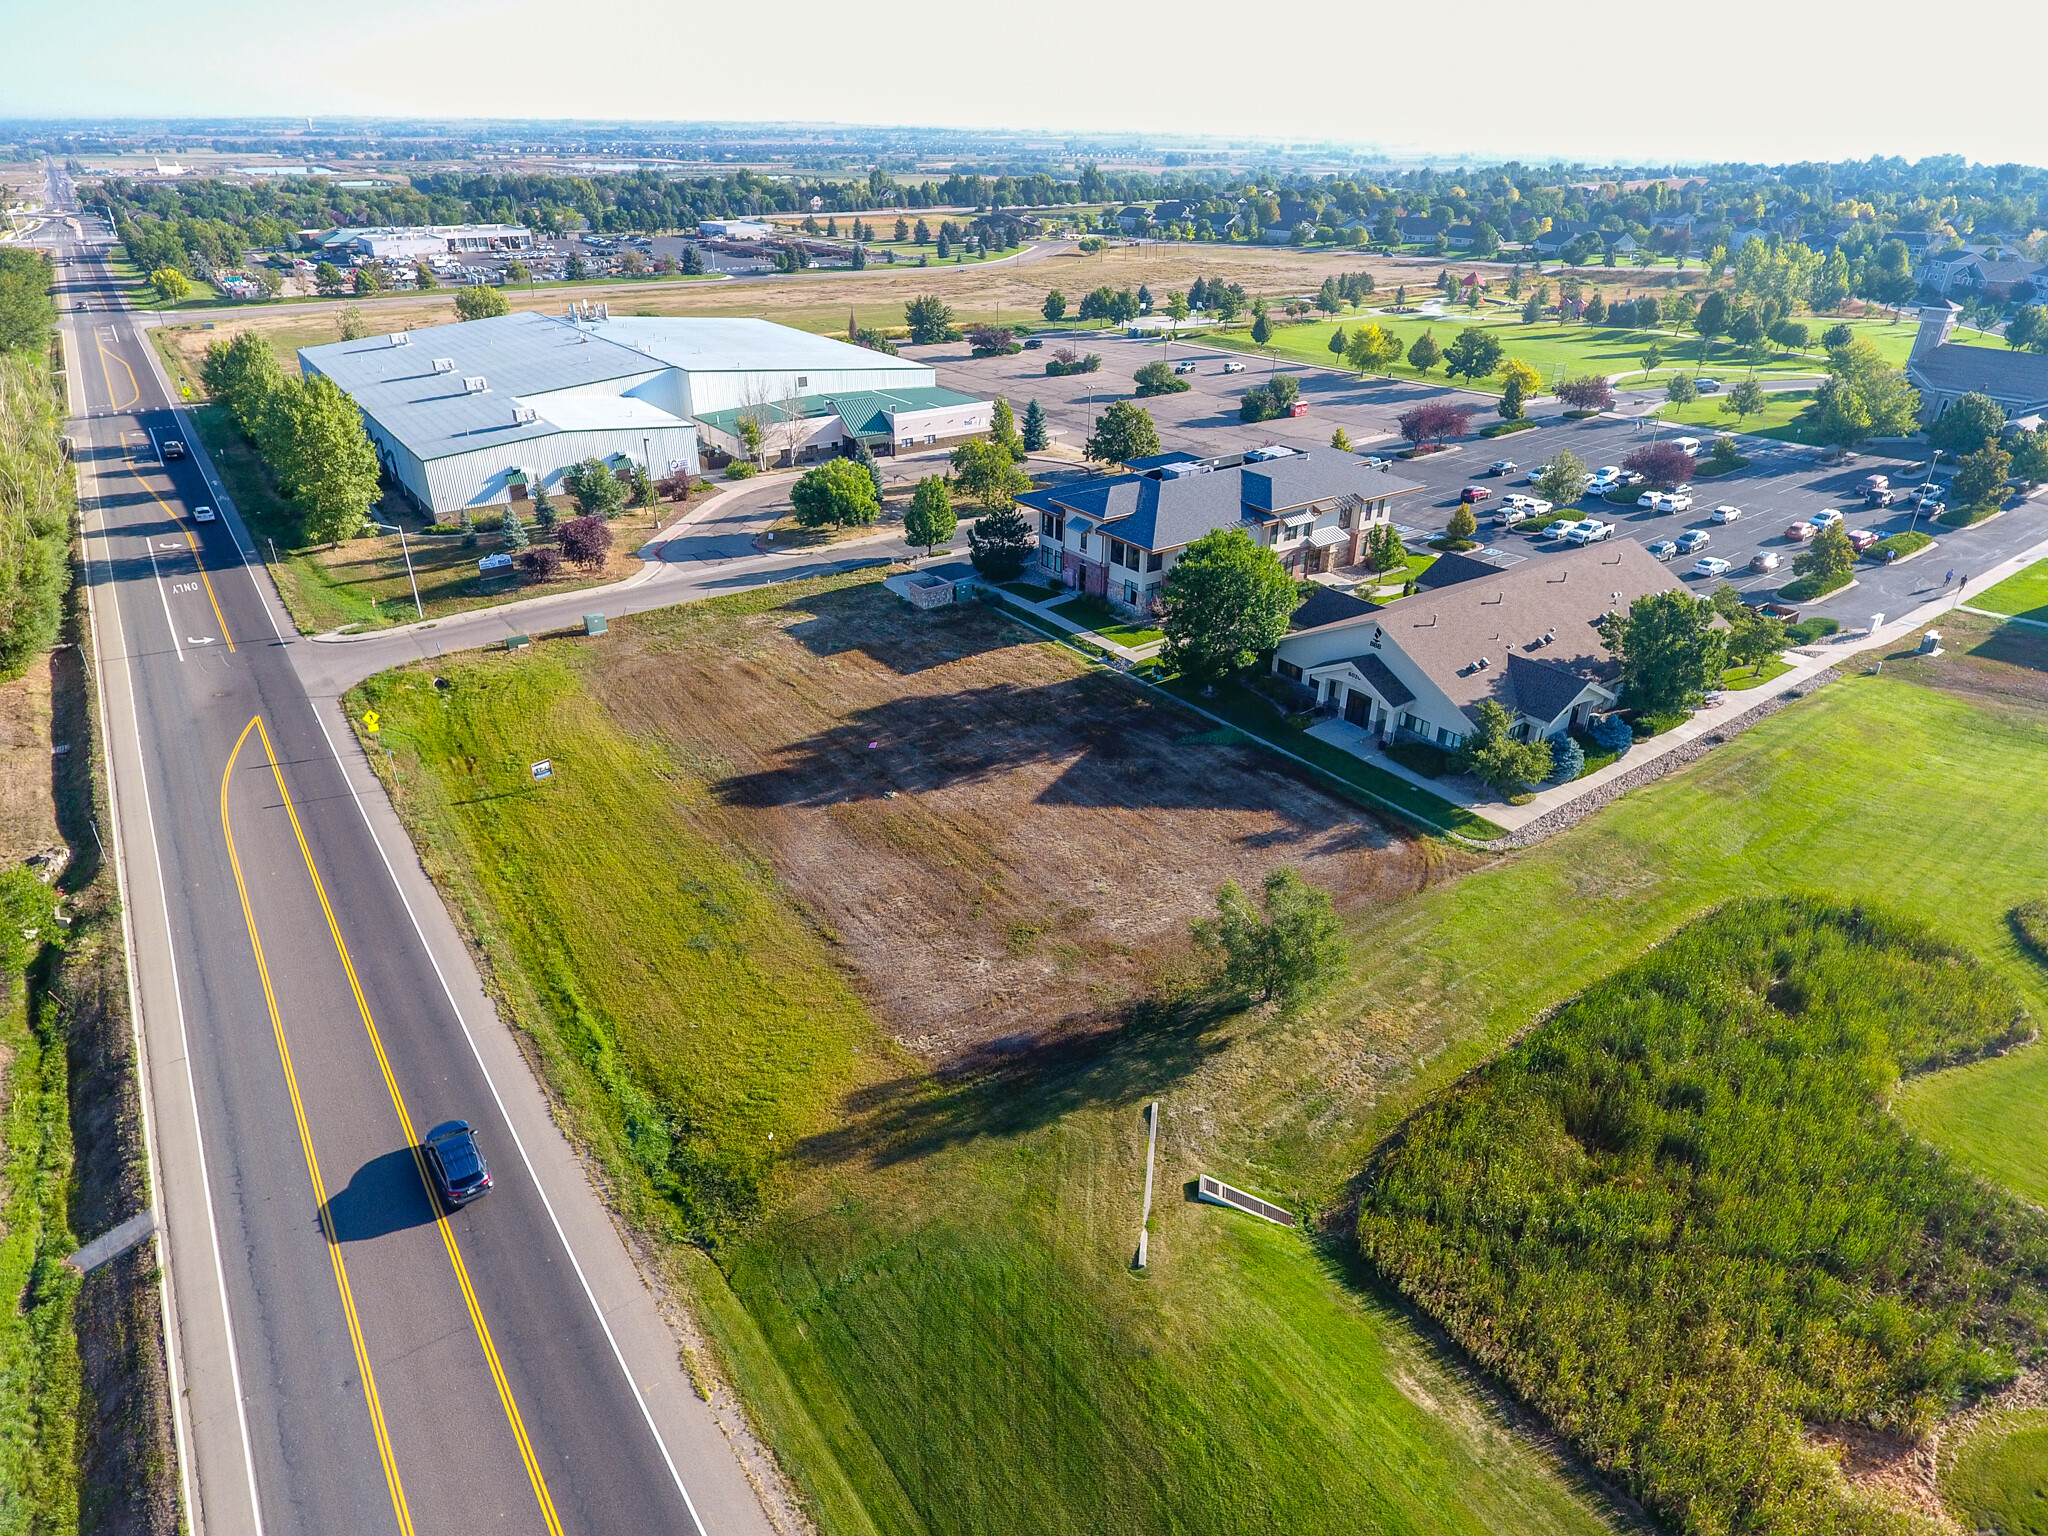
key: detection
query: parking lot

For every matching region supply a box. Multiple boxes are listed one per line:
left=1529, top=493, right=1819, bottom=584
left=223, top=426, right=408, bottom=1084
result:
left=918, top=334, right=2045, bottom=619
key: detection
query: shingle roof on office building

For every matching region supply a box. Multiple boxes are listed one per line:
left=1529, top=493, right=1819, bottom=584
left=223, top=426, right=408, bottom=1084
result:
left=1027, top=456, right=1424, bottom=553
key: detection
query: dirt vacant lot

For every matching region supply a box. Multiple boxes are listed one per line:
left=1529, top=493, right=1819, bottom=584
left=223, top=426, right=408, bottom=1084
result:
left=586, top=579, right=1415, bottom=1057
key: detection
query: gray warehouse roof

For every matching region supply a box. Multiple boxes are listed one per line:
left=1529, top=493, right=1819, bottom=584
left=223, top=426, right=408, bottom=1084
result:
left=299, top=311, right=673, bottom=464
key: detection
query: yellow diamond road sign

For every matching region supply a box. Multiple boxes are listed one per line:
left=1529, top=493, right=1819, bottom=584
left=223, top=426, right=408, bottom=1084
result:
left=362, top=710, right=380, bottom=734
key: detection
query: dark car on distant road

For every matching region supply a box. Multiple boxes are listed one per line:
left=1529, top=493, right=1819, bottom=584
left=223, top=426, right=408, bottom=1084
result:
left=424, top=1120, right=492, bottom=1210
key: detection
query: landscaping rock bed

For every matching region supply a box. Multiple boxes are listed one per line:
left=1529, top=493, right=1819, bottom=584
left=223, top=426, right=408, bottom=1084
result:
left=1474, top=666, right=1845, bottom=851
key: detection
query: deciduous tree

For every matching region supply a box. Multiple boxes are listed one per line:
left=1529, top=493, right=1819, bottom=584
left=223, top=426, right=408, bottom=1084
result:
left=1462, top=699, right=1555, bottom=793
left=1793, top=523, right=1855, bottom=587
left=1083, top=399, right=1160, bottom=465
left=1952, top=443, right=2013, bottom=508
left=1443, top=327, right=1504, bottom=384
left=950, top=437, right=1032, bottom=508
left=1722, top=376, right=1768, bottom=424
left=1157, top=527, right=1296, bottom=682
left=558, top=514, right=613, bottom=571
left=904, top=294, right=957, bottom=344
left=1191, top=867, right=1345, bottom=1012
left=455, top=284, right=510, bottom=320
left=1345, top=322, right=1402, bottom=375
left=1406, top=329, right=1442, bottom=375
left=1929, top=392, right=2006, bottom=457
left=1536, top=449, right=1590, bottom=506
left=1597, top=589, right=1727, bottom=715
left=903, top=475, right=957, bottom=555
left=791, top=457, right=881, bottom=528
left=1397, top=399, right=1474, bottom=448
left=1624, top=441, right=1695, bottom=489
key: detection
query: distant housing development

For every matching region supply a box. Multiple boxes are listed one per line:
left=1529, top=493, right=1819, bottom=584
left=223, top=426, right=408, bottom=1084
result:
left=298, top=310, right=989, bottom=518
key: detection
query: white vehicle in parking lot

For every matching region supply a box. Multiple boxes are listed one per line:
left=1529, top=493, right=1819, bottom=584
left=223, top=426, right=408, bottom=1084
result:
left=1221, top=360, right=1246, bottom=374
left=1587, top=466, right=1622, bottom=489
left=1811, top=508, right=1845, bottom=531
left=1564, top=519, right=1614, bottom=545
left=1538, top=518, right=1576, bottom=539
left=1523, top=464, right=1552, bottom=484
left=1710, top=504, right=1743, bottom=523
left=1648, top=539, right=1680, bottom=562
left=1497, top=505, right=1533, bottom=527
left=1637, top=489, right=1662, bottom=508
left=1691, top=556, right=1732, bottom=578
left=1656, top=492, right=1694, bottom=514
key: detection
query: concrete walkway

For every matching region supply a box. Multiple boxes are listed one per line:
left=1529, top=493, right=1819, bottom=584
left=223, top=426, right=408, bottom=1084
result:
left=986, top=581, right=1164, bottom=663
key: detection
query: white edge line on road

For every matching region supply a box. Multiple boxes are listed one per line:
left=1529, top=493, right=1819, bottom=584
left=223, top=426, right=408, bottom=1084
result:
left=79, top=255, right=269, bottom=1536
left=125, top=307, right=291, bottom=647
left=302, top=696, right=713, bottom=1536
left=67, top=313, right=204, bottom=1534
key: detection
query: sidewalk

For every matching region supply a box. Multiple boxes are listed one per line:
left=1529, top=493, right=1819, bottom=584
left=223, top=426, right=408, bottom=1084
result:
left=983, top=580, right=1164, bottom=663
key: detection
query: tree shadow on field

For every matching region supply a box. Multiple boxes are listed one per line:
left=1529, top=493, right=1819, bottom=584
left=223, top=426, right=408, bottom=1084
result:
left=715, top=669, right=1342, bottom=825
left=796, top=991, right=1242, bottom=1170
left=781, top=583, right=1022, bottom=675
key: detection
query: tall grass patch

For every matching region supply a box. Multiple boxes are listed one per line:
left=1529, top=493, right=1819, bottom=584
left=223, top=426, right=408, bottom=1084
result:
left=1360, top=895, right=2047, bottom=1536
left=351, top=629, right=882, bottom=1246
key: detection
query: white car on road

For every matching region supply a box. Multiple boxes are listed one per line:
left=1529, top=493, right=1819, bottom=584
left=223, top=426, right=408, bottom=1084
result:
left=1690, top=556, right=1732, bottom=578
left=193, top=505, right=217, bottom=523
left=1710, top=504, right=1743, bottom=523
left=1564, top=519, right=1614, bottom=545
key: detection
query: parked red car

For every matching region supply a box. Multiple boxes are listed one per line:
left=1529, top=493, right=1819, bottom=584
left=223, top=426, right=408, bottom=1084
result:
left=1846, top=528, right=1881, bottom=552
left=1785, top=520, right=1817, bottom=541
left=1460, top=486, right=1491, bottom=503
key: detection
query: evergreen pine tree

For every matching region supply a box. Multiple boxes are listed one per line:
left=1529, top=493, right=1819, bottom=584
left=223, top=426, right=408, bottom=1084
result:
left=532, top=483, right=558, bottom=538
left=503, top=502, right=529, bottom=550
left=1022, top=399, right=1049, bottom=452
left=459, top=507, right=478, bottom=548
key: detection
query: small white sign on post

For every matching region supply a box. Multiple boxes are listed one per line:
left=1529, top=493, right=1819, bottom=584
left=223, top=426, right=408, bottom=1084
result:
left=531, top=759, right=553, bottom=782
left=478, top=551, right=513, bottom=573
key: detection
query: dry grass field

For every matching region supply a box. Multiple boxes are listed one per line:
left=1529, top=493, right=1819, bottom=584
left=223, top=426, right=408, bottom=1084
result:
left=0, top=656, right=60, bottom=868
left=580, top=578, right=1415, bottom=1056
left=151, top=240, right=1420, bottom=381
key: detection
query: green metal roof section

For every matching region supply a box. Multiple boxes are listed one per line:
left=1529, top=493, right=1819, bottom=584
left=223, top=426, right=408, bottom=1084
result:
left=690, top=393, right=836, bottom=439
left=692, top=385, right=984, bottom=441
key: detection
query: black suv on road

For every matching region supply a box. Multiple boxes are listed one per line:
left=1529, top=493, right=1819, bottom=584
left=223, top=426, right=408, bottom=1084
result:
left=424, top=1120, right=492, bottom=1209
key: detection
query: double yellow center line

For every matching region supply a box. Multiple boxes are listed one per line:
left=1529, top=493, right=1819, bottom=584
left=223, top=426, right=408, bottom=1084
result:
left=221, top=718, right=563, bottom=1535
left=92, top=328, right=235, bottom=651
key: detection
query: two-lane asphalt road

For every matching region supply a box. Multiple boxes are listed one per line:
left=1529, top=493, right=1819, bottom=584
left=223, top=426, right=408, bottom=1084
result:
left=49, top=173, right=771, bottom=1536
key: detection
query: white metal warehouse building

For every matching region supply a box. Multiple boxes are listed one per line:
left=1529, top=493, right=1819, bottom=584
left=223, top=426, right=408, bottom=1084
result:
left=298, top=309, right=980, bottom=519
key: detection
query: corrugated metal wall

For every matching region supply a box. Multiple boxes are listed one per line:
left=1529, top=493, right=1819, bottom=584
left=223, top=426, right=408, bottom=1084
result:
left=420, top=424, right=700, bottom=517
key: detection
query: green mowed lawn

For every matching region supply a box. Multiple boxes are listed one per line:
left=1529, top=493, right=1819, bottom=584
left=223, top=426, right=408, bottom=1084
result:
left=354, top=578, right=2048, bottom=1536
left=1943, top=1412, right=2048, bottom=1536
left=1194, top=311, right=1969, bottom=395
left=1970, top=559, right=2048, bottom=623
left=1657, top=388, right=1818, bottom=440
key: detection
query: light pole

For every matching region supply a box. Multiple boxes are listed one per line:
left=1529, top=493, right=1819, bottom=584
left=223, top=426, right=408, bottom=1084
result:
left=370, top=520, right=425, bottom=620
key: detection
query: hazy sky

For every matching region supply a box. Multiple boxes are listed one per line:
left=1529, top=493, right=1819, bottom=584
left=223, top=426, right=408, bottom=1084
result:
left=7, top=0, right=2047, bottom=169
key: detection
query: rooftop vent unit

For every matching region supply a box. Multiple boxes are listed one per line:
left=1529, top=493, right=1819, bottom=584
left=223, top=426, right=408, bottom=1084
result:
left=512, top=405, right=537, bottom=424
left=388, top=331, right=410, bottom=347
left=1477, top=657, right=1490, bottom=669
left=432, top=357, right=455, bottom=373
left=463, top=376, right=488, bottom=394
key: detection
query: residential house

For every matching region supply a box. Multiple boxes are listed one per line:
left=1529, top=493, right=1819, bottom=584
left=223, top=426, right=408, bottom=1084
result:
left=1272, top=541, right=1684, bottom=750
left=1398, top=214, right=1449, bottom=244
left=1907, top=301, right=2048, bottom=422
left=1018, top=454, right=1425, bottom=612
left=1917, top=248, right=1986, bottom=293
